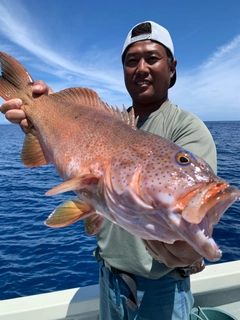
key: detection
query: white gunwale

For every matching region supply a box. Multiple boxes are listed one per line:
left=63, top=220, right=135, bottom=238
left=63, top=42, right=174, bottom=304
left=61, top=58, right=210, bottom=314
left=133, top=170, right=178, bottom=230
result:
left=1, top=260, right=240, bottom=320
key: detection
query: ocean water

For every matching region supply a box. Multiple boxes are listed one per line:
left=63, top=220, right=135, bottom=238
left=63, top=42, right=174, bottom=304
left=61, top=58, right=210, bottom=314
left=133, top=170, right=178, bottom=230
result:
left=0, top=122, right=240, bottom=301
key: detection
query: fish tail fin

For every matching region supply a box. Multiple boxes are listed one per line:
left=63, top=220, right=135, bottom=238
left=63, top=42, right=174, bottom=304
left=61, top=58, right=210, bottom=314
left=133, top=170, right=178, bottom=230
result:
left=0, top=52, right=34, bottom=101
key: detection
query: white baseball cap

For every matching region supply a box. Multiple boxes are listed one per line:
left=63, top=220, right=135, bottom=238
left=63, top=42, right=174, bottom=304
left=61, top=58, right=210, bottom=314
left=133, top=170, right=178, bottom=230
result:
left=122, top=21, right=176, bottom=87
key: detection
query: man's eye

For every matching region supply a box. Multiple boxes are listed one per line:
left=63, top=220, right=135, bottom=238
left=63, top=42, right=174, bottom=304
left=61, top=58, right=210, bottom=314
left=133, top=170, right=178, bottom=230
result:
left=127, top=58, right=137, bottom=63
left=126, top=58, right=138, bottom=66
left=149, top=56, right=158, bottom=61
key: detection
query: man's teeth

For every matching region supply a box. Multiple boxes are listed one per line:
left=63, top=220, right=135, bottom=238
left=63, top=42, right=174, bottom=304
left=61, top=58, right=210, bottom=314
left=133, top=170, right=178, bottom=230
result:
left=137, top=81, right=150, bottom=85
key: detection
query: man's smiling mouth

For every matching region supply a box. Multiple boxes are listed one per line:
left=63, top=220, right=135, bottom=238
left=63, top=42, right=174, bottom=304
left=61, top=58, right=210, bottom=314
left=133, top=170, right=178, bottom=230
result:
left=136, top=81, right=151, bottom=85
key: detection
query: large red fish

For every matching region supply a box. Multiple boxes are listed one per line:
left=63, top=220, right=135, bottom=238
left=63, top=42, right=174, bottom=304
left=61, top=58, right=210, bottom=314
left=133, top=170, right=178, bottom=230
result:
left=0, top=52, right=239, bottom=262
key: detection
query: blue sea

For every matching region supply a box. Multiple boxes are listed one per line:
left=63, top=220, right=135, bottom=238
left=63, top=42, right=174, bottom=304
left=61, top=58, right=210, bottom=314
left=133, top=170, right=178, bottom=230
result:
left=0, top=122, right=240, bottom=301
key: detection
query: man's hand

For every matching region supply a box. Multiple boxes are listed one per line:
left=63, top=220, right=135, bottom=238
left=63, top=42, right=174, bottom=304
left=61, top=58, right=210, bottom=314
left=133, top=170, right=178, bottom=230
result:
left=0, top=80, right=52, bottom=133
left=143, top=239, right=204, bottom=269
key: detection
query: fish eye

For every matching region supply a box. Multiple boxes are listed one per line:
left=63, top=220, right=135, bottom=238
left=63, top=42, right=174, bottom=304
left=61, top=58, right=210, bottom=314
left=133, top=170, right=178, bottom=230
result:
left=175, top=151, right=192, bottom=166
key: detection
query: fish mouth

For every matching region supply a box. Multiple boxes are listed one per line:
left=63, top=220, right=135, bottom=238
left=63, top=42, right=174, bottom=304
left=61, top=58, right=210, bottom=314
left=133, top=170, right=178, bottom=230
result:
left=181, top=182, right=230, bottom=224
left=177, top=182, right=240, bottom=261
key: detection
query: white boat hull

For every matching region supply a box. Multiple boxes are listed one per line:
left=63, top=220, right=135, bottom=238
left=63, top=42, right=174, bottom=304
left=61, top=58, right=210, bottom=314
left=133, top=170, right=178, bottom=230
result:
left=1, top=260, right=240, bottom=320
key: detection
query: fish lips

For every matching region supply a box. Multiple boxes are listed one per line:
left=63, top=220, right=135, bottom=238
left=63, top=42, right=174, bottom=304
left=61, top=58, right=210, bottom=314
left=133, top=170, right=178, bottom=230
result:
left=181, top=182, right=240, bottom=225
left=179, top=182, right=240, bottom=261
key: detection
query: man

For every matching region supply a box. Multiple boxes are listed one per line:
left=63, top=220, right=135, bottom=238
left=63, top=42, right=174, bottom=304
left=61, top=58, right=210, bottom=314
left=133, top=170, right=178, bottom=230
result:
left=1, top=21, right=216, bottom=319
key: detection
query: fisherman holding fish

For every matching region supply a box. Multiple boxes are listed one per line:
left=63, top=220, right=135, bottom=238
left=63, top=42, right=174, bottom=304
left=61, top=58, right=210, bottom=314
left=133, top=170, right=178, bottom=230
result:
left=1, top=21, right=223, bottom=319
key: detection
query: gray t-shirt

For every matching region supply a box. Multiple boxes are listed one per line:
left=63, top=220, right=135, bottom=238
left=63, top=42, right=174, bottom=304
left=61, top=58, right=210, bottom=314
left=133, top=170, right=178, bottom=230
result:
left=96, top=100, right=217, bottom=279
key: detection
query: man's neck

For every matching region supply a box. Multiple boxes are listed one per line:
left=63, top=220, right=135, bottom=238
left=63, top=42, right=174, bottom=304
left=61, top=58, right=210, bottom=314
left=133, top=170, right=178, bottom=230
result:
left=133, top=97, right=169, bottom=117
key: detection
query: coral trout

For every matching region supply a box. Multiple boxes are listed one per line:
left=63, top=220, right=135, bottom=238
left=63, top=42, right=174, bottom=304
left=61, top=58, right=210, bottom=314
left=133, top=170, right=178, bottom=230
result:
left=0, top=52, right=239, bottom=262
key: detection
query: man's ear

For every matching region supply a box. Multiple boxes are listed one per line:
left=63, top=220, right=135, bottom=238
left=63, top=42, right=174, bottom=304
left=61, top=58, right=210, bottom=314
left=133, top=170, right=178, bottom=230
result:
left=170, top=59, right=177, bottom=78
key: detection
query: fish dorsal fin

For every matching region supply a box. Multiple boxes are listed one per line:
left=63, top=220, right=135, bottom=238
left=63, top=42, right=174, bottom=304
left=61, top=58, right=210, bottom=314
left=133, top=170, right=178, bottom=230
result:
left=0, top=52, right=34, bottom=100
left=49, top=87, right=138, bottom=130
left=50, top=87, right=105, bottom=109
left=45, top=198, right=95, bottom=228
left=21, top=133, right=49, bottom=167
left=121, top=105, right=138, bottom=130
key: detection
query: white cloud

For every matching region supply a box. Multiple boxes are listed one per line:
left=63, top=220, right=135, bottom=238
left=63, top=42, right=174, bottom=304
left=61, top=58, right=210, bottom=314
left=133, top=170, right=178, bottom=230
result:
left=0, top=0, right=129, bottom=107
left=171, top=35, right=240, bottom=120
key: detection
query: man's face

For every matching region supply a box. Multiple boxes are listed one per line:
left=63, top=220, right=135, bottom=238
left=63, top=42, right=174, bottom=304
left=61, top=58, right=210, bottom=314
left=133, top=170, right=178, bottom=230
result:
left=123, top=40, right=176, bottom=106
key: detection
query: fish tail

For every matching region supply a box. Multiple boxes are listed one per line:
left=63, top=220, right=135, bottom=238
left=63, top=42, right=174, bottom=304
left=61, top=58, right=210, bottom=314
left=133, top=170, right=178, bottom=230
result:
left=0, top=52, right=34, bottom=101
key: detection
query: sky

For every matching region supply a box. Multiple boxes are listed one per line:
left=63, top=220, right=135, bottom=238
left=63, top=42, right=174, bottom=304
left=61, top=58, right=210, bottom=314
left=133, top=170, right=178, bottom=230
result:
left=0, top=0, right=240, bottom=123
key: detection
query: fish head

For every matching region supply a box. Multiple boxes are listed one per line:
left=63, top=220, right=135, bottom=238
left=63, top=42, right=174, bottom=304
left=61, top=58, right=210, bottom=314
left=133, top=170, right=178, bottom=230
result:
left=104, top=146, right=240, bottom=262
left=138, top=149, right=240, bottom=261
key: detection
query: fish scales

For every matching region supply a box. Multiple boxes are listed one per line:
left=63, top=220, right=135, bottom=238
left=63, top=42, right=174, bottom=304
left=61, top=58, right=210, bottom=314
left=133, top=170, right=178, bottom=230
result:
left=0, top=52, right=240, bottom=262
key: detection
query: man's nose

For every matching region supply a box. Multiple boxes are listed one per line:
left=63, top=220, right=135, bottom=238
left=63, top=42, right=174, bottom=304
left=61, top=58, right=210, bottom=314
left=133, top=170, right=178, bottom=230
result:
left=136, top=58, right=149, bottom=74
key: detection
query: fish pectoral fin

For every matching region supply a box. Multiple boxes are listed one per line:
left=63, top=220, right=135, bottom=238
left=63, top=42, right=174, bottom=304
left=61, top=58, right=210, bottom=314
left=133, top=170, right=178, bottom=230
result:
left=84, top=214, right=105, bottom=235
left=45, top=173, right=101, bottom=196
left=45, top=198, right=94, bottom=228
left=21, top=133, right=50, bottom=167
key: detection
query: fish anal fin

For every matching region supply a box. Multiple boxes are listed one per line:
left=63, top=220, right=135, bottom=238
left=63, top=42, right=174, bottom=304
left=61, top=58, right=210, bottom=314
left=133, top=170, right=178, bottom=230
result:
left=45, top=198, right=94, bottom=228
left=46, top=173, right=101, bottom=196
left=21, top=133, right=49, bottom=167
left=84, top=214, right=104, bottom=235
